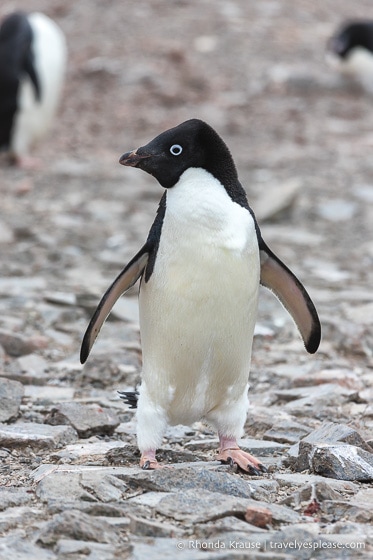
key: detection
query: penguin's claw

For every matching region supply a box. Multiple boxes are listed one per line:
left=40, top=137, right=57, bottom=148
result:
left=140, top=457, right=161, bottom=470
left=217, top=448, right=266, bottom=475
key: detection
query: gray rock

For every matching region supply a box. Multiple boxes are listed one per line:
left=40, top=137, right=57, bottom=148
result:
left=129, top=515, right=184, bottom=538
left=287, top=421, right=372, bottom=462
left=45, top=401, right=120, bottom=438
left=321, top=500, right=372, bottom=523
left=156, top=489, right=303, bottom=524
left=310, top=443, right=373, bottom=482
left=0, top=328, right=48, bottom=357
left=0, top=487, right=33, bottom=511
left=0, top=506, right=44, bottom=533
left=185, top=438, right=288, bottom=456
left=0, top=378, right=24, bottom=422
left=37, top=509, right=122, bottom=546
left=36, top=469, right=129, bottom=504
left=0, top=423, right=78, bottom=449
left=55, top=539, right=122, bottom=559
left=0, top=536, right=56, bottom=559
left=274, top=473, right=359, bottom=495
left=126, top=467, right=254, bottom=499
left=263, top=420, right=312, bottom=444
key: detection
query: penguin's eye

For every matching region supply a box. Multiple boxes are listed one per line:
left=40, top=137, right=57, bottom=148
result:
left=170, top=144, right=183, bottom=156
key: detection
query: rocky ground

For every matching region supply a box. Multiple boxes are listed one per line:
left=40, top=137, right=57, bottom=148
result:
left=1, top=0, right=373, bottom=558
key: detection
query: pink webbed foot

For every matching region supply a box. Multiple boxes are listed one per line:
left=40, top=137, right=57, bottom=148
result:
left=217, top=437, right=267, bottom=475
left=140, top=450, right=170, bottom=470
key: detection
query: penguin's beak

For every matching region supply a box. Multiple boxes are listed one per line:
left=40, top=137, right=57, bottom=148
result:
left=119, top=149, right=150, bottom=167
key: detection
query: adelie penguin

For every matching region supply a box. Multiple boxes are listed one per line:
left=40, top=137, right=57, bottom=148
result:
left=81, top=119, right=321, bottom=473
left=327, top=20, right=373, bottom=92
left=0, top=11, right=66, bottom=167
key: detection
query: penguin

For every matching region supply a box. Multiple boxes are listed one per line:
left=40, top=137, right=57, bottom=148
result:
left=0, top=11, right=66, bottom=167
left=80, top=119, right=321, bottom=473
left=326, top=20, right=373, bottom=92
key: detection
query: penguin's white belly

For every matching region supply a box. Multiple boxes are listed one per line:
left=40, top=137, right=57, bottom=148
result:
left=139, top=168, right=260, bottom=426
left=11, top=13, right=66, bottom=156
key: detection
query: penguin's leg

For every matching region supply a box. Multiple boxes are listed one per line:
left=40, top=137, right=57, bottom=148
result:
left=206, top=390, right=267, bottom=475
left=136, top=383, right=168, bottom=470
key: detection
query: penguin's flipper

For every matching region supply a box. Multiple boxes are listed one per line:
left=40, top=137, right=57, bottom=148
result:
left=259, top=242, right=321, bottom=354
left=80, top=249, right=149, bottom=364
left=24, top=50, right=41, bottom=101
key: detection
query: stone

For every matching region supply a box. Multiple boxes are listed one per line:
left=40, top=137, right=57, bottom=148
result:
left=37, top=510, right=122, bottom=546
left=55, top=539, right=121, bottom=558
left=245, top=506, right=273, bottom=528
left=0, top=329, right=48, bottom=357
left=0, top=378, right=24, bottom=422
left=0, top=423, right=78, bottom=449
left=36, top=468, right=130, bottom=504
left=0, top=487, right=33, bottom=511
left=310, top=443, right=373, bottom=482
left=287, top=421, right=372, bottom=461
left=129, top=515, right=184, bottom=538
left=185, top=437, right=288, bottom=456
left=155, top=489, right=303, bottom=524
left=274, top=473, right=359, bottom=495
left=24, top=385, right=75, bottom=402
left=51, top=439, right=126, bottom=463
left=45, top=402, right=120, bottom=438
left=126, top=467, right=254, bottom=499
left=254, top=178, right=302, bottom=222
left=0, top=536, right=56, bottom=559
left=263, top=420, right=312, bottom=444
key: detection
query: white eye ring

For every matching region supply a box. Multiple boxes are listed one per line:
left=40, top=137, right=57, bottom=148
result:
left=170, top=144, right=183, bottom=156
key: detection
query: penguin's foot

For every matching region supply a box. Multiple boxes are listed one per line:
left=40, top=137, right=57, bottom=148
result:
left=14, top=154, right=42, bottom=170
left=217, top=437, right=267, bottom=475
left=140, top=450, right=162, bottom=470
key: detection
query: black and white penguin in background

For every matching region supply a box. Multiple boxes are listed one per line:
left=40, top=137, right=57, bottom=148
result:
left=81, top=119, right=321, bottom=474
left=327, top=20, right=373, bottom=92
left=0, top=11, right=66, bottom=167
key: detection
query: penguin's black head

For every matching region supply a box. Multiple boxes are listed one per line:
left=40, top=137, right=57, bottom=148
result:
left=119, top=119, right=239, bottom=189
left=328, top=20, right=373, bottom=58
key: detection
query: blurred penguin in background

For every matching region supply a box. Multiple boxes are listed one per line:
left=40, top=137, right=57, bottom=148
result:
left=0, top=11, right=66, bottom=168
left=327, top=20, right=373, bottom=93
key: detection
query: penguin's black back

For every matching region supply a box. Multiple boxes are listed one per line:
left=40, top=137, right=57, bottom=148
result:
left=0, top=12, right=40, bottom=150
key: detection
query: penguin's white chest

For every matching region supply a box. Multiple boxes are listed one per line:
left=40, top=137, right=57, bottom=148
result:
left=139, top=168, right=260, bottom=424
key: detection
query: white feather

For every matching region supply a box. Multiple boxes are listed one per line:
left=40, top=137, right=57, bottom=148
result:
left=11, top=13, right=66, bottom=157
left=136, top=167, right=260, bottom=451
left=327, top=47, right=373, bottom=93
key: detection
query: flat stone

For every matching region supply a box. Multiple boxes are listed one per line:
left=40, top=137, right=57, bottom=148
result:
left=156, top=489, right=303, bottom=524
left=194, top=515, right=268, bottom=538
left=0, top=377, right=24, bottom=422
left=0, top=423, right=78, bottom=449
left=293, top=369, right=363, bottom=391
left=287, top=421, right=372, bottom=461
left=254, top=178, right=302, bottom=222
left=45, top=402, right=120, bottom=438
left=0, top=329, right=48, bottom=357
left=51, top=440, right=126, bottom=463
left=310, top=443, right=373, bottom=482
left=55, top=539, right=120, bottom=558
left=321, top=500, right=373, bottom=524
left=0, top=487, right=33, bottom=511
left=274, top=473, right=359, bottom=495
left=24, top=385, right=75, bottom=402
left=263, top=420, right=312, bottom=444
left=127, top=467, right=254, bottom=499
left=0, top=536, right=56, bottom=559
left=0, top=506, right=44, bottom=533
left=185, top=438, right=288, bottom=456
left=129, top=515, right=184, bottom=538
left=36, top=469, right=129, bottom=504
left=37, top=510, right=122, bottom=546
